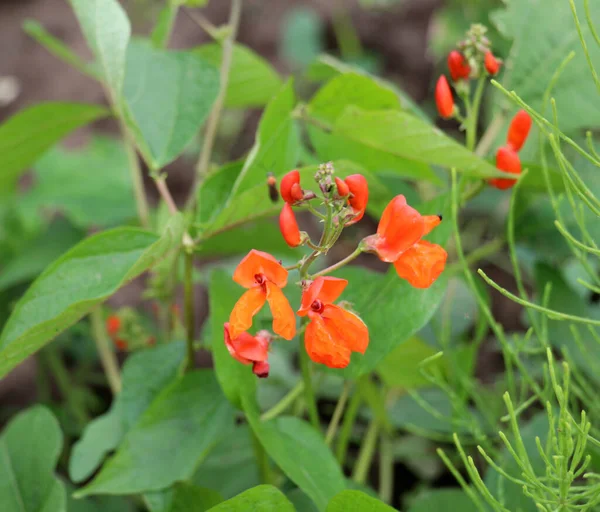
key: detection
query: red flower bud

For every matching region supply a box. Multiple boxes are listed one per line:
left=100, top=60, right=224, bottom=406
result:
left=106, top=315, right=121, bottom=336
left=280, top=170, right=303, bottom=203
left=335, top=177, right=350, bottom=197
left=484, top=51, right=501, bottom=76
left=447, top=50, right=470, bottom=81
left=279, top=203, right=302, bottom=247
left=506, top=110, right=532, bottom=152
left=489, top=146, right=521, bottom=190
left=115, top=338, right=128, bottom=351
left=435, top=76, right=454, bottom=119
left=252, top=360, right=269, bottom=378
left=344, top=174, right=369, bottom=225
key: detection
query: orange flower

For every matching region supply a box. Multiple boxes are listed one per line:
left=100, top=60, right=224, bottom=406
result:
left=224, top=323, right=271, bottom=378
left=229, top=250, right=296, bottom=340
left=506, top=110, right=532, bottom=152
left=338, top=174, right=369, bottom=225
left=280, top=170, right=304, bottom=204
left=364, top=195, right=447, bottom=288
left=298, top=277, right=369, bottom=368
left=279, top=203, right=303, bottom=247
left=489, top=145, right=521, bottom=190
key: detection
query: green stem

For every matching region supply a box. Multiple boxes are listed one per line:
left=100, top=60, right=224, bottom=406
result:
left=446, top=237, right=505, bottom=277
left=299, top=341, right=320, bottom=430
left=352, top=418, right=381, bottom=484
left=182, top=7, right=221, bottom=40
left=90, top=308, right=121, bottom=395
left=251, top=431, right=272, bottom=485
left=184, top=250, right=195, bottom=371
left=325, top=382, right=351, bottom=446
left=336, top=389, right=362, bottom=465
left=379, top=434, right=394, bottom=504
left=155, top=176, right=178, bottom=215
left=261, top=381, right=305, bottom=421
left=466, top=76, right=487, bottom=151
left=475, top=112, right=506, bottom=157
left=119, top=121, right=150, bottom=228
left=310, top=246, right=363, bottom=279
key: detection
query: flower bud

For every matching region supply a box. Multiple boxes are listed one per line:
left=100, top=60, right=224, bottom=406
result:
left=507, top=110, right=532, bottom=152
left=280, top=170, right=302, bottom=203
left=106, top=315, right=121, bottom=336
left=435, top=76, right=454, bottom=119
left=344, top=174, right=369, bottom=225
left=484, top=51, right=501, bottom=75
left=489, top=146, right=521, bottom=190
left=447, top=50, right=471, bottom=81
left=335, top=177, right=350, bottom=197
left=279, top=203, right=302, bottom=247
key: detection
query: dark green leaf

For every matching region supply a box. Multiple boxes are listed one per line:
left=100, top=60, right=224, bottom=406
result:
left=195, top=44, right=282, bottom=108
left=407, top=489, right=478, bottom=512
left=327, top=490, right=397, bottom=512
left=76, top=370, right=234, bottom=497
left=123, top=39, right=220, bottom=169
left=0, top=406, right=66, bottom=512
left=206, top=485, right=294, bottom=512
left=0, top=213, right=184, bottom=379
left=0, top=102, right=109, bottom=193
left=286, top=488, right=319, bottom=512
left=196, top=160, right=244, bottom=228
left=146, top=483, right=222, bottom=512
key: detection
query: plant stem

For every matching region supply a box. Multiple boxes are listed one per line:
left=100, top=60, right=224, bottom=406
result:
left=336, top=389, right=362, bottom=464
left=119, top=121, right=150, bottom=228
left=466, top=76, right=487, bottom=151
left=299, top=339, right=320, bottom=430
left=90, top=308, right=121, bottom=395
left=352, top=418, right=381, bottom=484
left=325, top=381, right=351, bottom=446
left=182, top=7, right=221, bottom=40
left=261, top=381, right=305, bottom=421
left=155, top=177, right=178, bottom=215
left=310, top=246, right=363, bottom=278
left=251, top=431, right=272, bottom=485
left=475, top=112, right=506, bottom=157
left=446, top=237, right=505, bottom=277
left=379, top=434, right=393, bottom=504
left=184, top=250, right=195, bottom=371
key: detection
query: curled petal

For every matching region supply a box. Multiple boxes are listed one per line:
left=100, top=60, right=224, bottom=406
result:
left=304, top=314, right=351, bottom=369
left=252, top=361, right=270, bottom=378
left=233, top=249, right=288, bottom=288
left=224, top=322, right=269, bottom=364
left=345, top=174, right=369, bottom=225
left=422, top=215, right=442, bottom=236
left=322, top=305, right=369, bottom=355
left=298, top=276, right=348, bottom=316
left=280, top=170, right=301, bottom=203
left=265, top=281, right=296, bottom=340
left=279, top=203, right=302, bottom=247
left=229, top=287, right=266, bottom=339
left=393, top=240, right=447, bottom=288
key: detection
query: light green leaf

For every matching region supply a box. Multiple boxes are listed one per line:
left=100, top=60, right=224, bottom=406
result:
left=0, top=102, right=109, bottom=193
left=407, top=489, right=478, bottom=512
left=244, top=398, right=346, bottom=511
left=334, top=108, right=503, bottom=178
left=69, top=0, right=130, bottom=97
left=76, top=370, right=234, bottom=497
left=207, top=485, right=294, bottom=512
left=196, top=160, right=244, bottom=228
left=327, top=490, right=397, bottom=512
left=123, top=39, right=220, bottom=170
left=229, top=80, right=300, bottom=198
left=195, top=44, right=282, bottom=108
left=173, top=0, right=209, bottom=6
left=0, top=406, right=66, bottom=512
left=146, top=483, right=222, bottom=512
left=0, top=213, right=184, bottom=379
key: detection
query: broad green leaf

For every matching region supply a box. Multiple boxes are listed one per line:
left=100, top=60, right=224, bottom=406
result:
left=123, top=39, right=220, bottom=170
left=196, top=160, right=244, bottom=228
left=25, top=137, right=136, bottom=227
left=407, top=489, right=478, bottom=512
left=229, top=80, right=300, bottom=198
left=209, top=271, right=257, bottom=409
left=69, top=342, right=186, bottom=482
left=66, top=484, right=135, bottom=512
left=146, top=483, right=222, bottom=512
left=0, top=213, right=184, bottom=379
left=0, top=406, right=66, bottom=512
left=0, top=219, right=83, bottom=291
left=69, top=0, right=130, bottom=97
left=207, top=485, right=294, bottom=512
left=195, top=44, right=282, bottom=108
left=0, top=102, right=109, bottom=193
left=76, top=370, right=235, bottom=497
left=334, top=108, right=504, bottom=178
left=327, top=490, right=397, bottom=512
left=244, top=398, right=346, bottom=511
left=491, top=0, right=600, bottom=132
left=287, top=488, right=319, bottom=512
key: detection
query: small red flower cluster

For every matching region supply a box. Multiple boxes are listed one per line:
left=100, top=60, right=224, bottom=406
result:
left=106, top=315, right=128, bottom=351
left=489, top=110, right=532, bottom=190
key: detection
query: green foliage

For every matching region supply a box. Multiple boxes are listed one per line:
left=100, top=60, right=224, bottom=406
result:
left=407, top=489, right=479, bottom=512
left=206, top=485, right=294, bottom=511
left=326, top=490, right=397, bottom=511
left=146, top=483, right=222, bottom=512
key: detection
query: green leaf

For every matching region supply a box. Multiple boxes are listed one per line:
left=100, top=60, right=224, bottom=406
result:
left=207, top=485, right=294, bottom=512
left=229, top=80, right=300, bottom=198
left=196, top=160, right=244, bottom=228
left=0, top=102, right=109, bottom=193
left=243, top=398, right=346, bottom=511
left=69, top=342, right=186, bottom=482
left=0, top=213, right=184, bottom=379
left=173, top=0, right=209, bottom=6
left=123, top=39, right=220, bottom=170
left=327, top=490, right=397, bottom=512
left=335, top=108, right=504, bottom=178
left=68, top=0, right=130, bottom=97
left=491, top=0, right=600, bottom=133
left=76, top=370, right=234, bottom=497
left=24, top=136, right=136, bottom=228
left=0, top=406, right=66, bottom=512
left=407, top=489, right=478, bottom=512
left=146, top=483, right=222, bottom=512
left=195, top=44, right=282, bottom=108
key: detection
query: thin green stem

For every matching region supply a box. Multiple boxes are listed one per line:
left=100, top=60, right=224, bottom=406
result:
left=475, top=112, right=507, bottom=157
left=379, top=433, right=394, bottom=504
left=184, top=250, right=195, bottom=371
left=251, top=431, right=272, bottom=485
left=466, top=76, right=487, bottom=151
left=151, top=3, right=179, bottom=48
left=90, top=307, right=122, bottom=395
left=299, top=338, right=320, bottom=430
left=261, top=381, right=305, bottom=421
left=336, top=389, right=362, bottom=465
left=155, top=177, right=178, bottom=215
left=310, top=246, right=363, bottom=279
left=182, top=7, right=221, bottom=40
left=325, top=382, right=351, bottom=446
left=119, top=121, right=150, bottom=228
left=352, top=418, right=381, bottom=484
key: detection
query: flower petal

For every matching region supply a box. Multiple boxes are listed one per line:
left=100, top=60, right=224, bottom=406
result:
left=304, top=313, right=351, bottom=369
left=229, top=286, right=266, bottom=339
left=298, top=276, right=348, bottom=315
left=322, top=304, right=369, bottom=354
left=265, top=281, right=296, bottom=340
left=233, top=249, right=288, bottom=288
left=224, top=323, right=251, bottom=364
left=422, top=215, right=442, bottom=236
left=393, top=240, right=447, bottom=288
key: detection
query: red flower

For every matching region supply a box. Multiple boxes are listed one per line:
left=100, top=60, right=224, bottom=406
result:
left=229, top=250, right=296, bottom=340
left=298, top=277, right=368, bottom=368
left=489, top=145, right=521, bottom=190
left=335, top=176, right=350, bottom=197
left=435, top=76, right=454, bottom=119
left=106, top=315, right=121, bottom=336
left=364, top=195, right=447, bottom=288
left=340, top=174, right=369, bottom=225
left=507, top=110, right=532, bottom=152
left=447, top=50, right=470, bottom=81
left=484, top=51, right=501, bottom=76
left=279, top=203, right=303, bottom=247
left=280, top=170, right=304, bottom=204
left=224, top=323, right=271, bottom=378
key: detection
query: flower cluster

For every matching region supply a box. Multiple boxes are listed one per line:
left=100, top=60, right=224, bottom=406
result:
left=224, top=163, right=447, bottom=375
